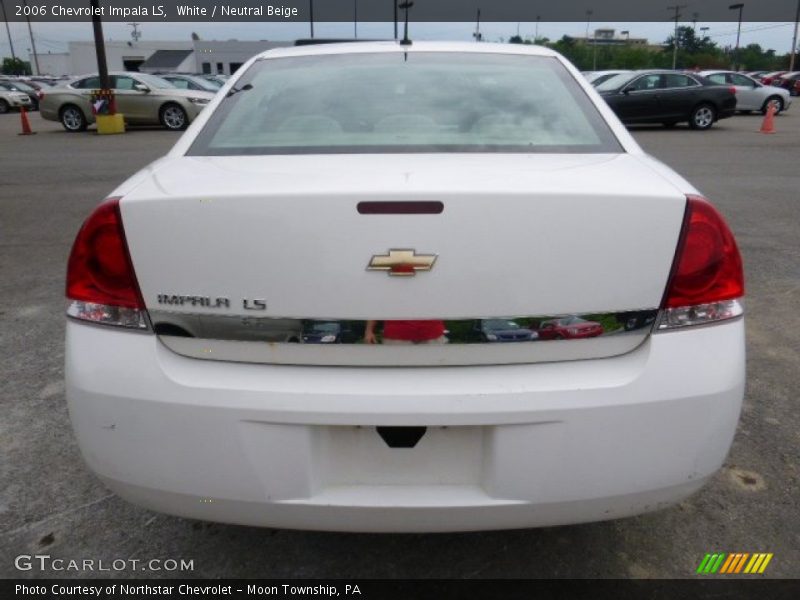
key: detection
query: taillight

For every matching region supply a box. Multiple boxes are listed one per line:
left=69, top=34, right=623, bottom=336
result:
left=658, top=195, right=744, bottom=330
left=66, top=198, right=149, bottom=329
left=729, top=86, right=737, bottom=95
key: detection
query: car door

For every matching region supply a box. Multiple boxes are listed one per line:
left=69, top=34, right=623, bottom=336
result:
left=69, top=76, right=100, bottom=116
left=111, top=75, right=150, bottom=123
left=658, top=74, right=702, bottom=120
left=728, top=73, right=760, bottom=110
left=617, top=74, right=663, bottom=122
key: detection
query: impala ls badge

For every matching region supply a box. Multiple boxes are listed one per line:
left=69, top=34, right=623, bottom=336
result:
left=367, top=249, right=437, bottom=277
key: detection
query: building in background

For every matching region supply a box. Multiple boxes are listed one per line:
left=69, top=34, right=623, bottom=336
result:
left=29, top=39, right=292, bottom=77
left=576, top=29, right=650, bottom=47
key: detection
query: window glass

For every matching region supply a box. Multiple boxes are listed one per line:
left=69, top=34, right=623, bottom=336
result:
left=627, top=75, right=662, bottom=91
left=663, top=74, right=695, bottom=88
left=74, top=76, right=100, bottom=89
left=731, top=74, right=755, bottom=87
left=112, top=76, right=136, bottom=90
left=190, top=52, right=622, bottom=156
left=706, top=73, right=727, bottom=85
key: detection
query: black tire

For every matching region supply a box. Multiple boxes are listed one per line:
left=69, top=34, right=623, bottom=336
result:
left=159, top=103, right=188, bottom=131
left=689, top=103, right=716, bottom=130
left=0, top=99, right=9, bottom=114
left=59, top=104, right=87, bottom=132
left=761, top=96, right=783, bottom=115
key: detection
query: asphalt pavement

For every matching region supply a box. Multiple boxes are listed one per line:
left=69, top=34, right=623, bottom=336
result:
left=0, top=111, right=798, bottom=578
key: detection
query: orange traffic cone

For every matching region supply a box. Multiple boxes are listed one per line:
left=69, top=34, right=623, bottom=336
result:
left=18, top=107, right=36, bottom=136
left=759, top=103, right=776, bottom=134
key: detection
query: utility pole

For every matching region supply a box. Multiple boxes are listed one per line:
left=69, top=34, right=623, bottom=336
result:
left=127, top=22, right=141, bottom=42
left=393, top=0, right=398, bottom=39
left=789, top=0, right=799, bottom=71
left=353, top=0, right=357, bottom=39
left=473, top=8, right=481, bottom=42
left=309, top=0, right=314, bottom=39
left=90, top=0, right=109, bottom=90
left=729, top=3, right=744, bottom=71
left=535, top=15, right=540, bottom=41
left=667, top=5, right=686, bottom=70
left=1, top=0, right=17, bottom=63
left=22, top=0, right=40, bottom=75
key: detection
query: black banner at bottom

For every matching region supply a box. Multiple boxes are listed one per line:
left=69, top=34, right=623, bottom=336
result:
left=5, top=579, right=800, bottom=600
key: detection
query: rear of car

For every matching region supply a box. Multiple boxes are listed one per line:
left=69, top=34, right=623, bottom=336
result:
left=64, top=43, right=745, bottom=532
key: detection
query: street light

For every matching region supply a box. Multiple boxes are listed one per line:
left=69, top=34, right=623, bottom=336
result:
left=729, top=3, right=744, bottom=71
left=620, top=30, right=630, bottom=42
left=700, top=26, right=710, bottom=38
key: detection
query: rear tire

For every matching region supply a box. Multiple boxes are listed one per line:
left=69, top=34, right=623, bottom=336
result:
left=0, top=99, right=9, bottom=114
left=160, top=103, right=188, bottom=131
left=761, top=96, right=783, bottom=115
left=60, top=104, right=87, bottom=132
left=689, top=103, right=716, bottom=130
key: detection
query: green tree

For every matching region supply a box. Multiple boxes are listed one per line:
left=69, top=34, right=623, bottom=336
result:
left=1, top=57, right=32, bottom=75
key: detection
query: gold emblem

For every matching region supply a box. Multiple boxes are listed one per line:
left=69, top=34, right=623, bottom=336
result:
left=367, top=249, right=437, bottom=277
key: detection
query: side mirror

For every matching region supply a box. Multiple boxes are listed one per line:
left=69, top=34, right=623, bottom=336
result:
left=134, top=83, right=150, bottom=93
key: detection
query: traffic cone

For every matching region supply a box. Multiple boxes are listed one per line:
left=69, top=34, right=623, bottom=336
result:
left=18, top=107, right=36, bottom=136
left=760, top=103, right=776, bottom=134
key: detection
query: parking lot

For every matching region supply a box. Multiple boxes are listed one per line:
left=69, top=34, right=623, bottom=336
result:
left=0, top=110, right=798, bottom=579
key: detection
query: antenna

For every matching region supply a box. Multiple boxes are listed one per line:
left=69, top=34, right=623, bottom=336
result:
left=127, top=22, right=142, bottom=42
left=399, top=1, right=413, bottom=46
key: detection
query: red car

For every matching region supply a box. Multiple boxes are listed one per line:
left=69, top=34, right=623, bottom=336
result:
left=760, top=71, right=787, bottom=86
left=773, top=72, right=800, bottom=96
left=535, top=316, right=604, bottom=340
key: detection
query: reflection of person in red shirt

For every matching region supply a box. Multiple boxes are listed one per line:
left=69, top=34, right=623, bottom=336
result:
left=364, top=320, right=447, bottom=345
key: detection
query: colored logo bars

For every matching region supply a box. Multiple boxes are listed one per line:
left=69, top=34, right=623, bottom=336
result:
left=696, top=552, right=773, bottom=574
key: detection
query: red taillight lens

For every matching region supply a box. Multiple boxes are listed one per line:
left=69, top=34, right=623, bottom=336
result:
left=663, top=196, right=743, bottom=308
left=729, top=86, right=737, bottom=95
left=658, top=196, right=744, bottom=330
left=66, top=198, right=148, bottom=329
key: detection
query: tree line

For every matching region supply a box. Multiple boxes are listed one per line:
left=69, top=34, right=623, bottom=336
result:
left=509, top=26, right=796, bottom=71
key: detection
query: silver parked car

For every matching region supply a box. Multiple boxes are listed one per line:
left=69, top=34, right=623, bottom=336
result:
left=0, top=85, right=32, bottom=113
left=39, top=72, right=215, bottom=132
left=699, top=70, right=792, bottom=115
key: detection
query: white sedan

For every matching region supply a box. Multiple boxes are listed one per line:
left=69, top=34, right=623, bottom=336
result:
left=65, top=42, right=745, bottom=532
left=700, top=70, right=792, bottom=114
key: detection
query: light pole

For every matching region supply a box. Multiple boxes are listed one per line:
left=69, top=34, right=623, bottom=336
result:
left=309, top=0, right=314, bottom=39
left=353, top=0, right=357, bottom=39
left=535, top=15, right=540, bottom=41
left=393, top=0, right=398, bottom=39
left=729, top=3, right=744, bottom=71
left=790, top=0, right=799, bottom=71
left=1, top=1, right=17, bottom=63
left=621, top=30, right=629, bottom=42
left=22, top=0, right=40, bottom=75
left=700, top=26, right=710, bottom=39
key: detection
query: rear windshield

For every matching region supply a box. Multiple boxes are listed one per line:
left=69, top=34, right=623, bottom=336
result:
left=188, top=52, right=621, bottom=155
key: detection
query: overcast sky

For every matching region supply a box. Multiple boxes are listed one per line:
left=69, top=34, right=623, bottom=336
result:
left=2, top=20, right=797, bottom=59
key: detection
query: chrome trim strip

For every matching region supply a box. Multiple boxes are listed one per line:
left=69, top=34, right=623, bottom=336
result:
left=149, top=309, right=659, bottom=345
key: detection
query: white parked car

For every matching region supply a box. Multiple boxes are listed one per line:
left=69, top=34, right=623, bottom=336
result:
left=583, top=69, right=632, bottom=86
left=65, top=42, right=745, bottom=532
left=699, top=70, right=792, bottom=114
left=0, top=86, right=32, bottom=113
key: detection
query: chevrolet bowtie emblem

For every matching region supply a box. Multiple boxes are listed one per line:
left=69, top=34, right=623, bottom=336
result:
left=367, top=249, right=437, bottom=277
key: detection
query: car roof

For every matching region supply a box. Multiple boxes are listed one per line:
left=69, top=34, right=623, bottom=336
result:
left=252, top=40, right=559, bottom=61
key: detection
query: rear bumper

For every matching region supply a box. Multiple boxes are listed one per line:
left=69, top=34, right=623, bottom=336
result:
left=66, top=318, right=745, bottom=532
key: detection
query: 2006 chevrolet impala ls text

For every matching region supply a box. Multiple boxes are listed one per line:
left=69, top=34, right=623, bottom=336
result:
left=65, top=42, right=745, bottom=532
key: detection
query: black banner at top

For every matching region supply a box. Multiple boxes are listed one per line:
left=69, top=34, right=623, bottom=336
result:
left=2, top=0, right=798, bottom=23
